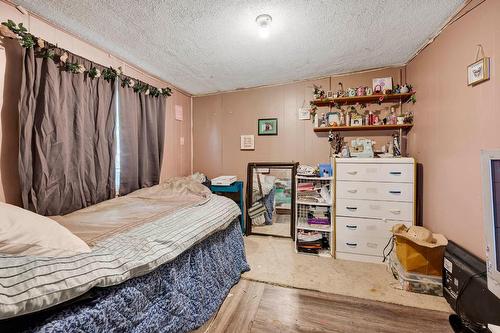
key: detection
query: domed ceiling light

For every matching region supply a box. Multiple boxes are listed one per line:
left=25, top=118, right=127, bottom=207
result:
left=255, top=14, right=272, bottom=38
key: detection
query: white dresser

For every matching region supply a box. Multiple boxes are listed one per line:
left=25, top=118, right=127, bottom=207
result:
left=333, top=158, right=415, bottom=263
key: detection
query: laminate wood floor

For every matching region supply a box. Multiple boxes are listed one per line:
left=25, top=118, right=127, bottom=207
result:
left=194, top=279, right=452, bottom=333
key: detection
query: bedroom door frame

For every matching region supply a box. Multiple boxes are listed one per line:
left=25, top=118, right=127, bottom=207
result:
left=245, top=162, right=299, bottom=240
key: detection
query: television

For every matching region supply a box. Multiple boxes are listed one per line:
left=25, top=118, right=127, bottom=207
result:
left=480, top=150, right=500, bottom=298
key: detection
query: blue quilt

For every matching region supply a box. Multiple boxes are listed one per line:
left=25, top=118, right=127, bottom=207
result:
left=17, top=220, right=249, bottom=333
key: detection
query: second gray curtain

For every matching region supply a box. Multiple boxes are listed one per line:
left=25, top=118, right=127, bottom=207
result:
left=118, top=85, right=166, bottom=195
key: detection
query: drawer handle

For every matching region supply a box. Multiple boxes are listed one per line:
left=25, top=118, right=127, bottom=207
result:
left=346, top=225, right=357, bottom=229
left=346, top=242, right=358, bottom=247
left=389, top=209, right=401, bottom=214
left=389, top=190, right=401, bottom=194
left=347, top=189, right=358, bottom=193
left=346, top=206, right=358, bottom=210
left=389, top=171, right=402, bottom=175
left=347, top=171, right=358, bottom=175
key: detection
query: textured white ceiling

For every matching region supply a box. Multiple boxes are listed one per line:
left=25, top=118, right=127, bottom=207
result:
left=15, top=0, right=463, bottom=95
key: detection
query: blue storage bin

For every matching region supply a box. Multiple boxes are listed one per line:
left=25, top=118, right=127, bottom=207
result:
left=319, top=163, right=332, bottom=178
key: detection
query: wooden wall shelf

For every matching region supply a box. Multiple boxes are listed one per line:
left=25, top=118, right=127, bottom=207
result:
left=312, top=92, right=414, bottom=107
left=313, top=124, right=413, bottom=133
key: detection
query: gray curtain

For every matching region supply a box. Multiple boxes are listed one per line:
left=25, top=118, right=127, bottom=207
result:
left=18, top=48, right=117, bottom=216
left=118, top=85, right=166, bottom=196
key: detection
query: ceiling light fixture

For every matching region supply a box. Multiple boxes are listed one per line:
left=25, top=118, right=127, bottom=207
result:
left=255, top=14, right=272, bottom=39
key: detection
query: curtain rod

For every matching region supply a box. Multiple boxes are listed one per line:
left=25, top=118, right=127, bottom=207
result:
left=1, top=0, right=192, bottom=97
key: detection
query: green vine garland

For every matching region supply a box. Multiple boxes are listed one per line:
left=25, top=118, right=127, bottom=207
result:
left=1, top=20, right=172, bottom=98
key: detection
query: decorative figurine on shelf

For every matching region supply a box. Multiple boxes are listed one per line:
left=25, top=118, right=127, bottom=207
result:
left=347, top=88, right=356, bottom=97
left=392, top=132, right=401, bottom=157
left=393, top=84, right=401, bottom=94
left=329, top=131, right=344, bottom=156
left=340, top=110, right=346, bottom=126
left=356, top=86, right=365, bottom=96
left=309, top=101, right=318, bottom=123
left=320, top=113, right=327, bottom=127
left=313, top=85, right=326, bottom=100
left=400, top=84, right=412, bottom=94
left=373, top=84, right=382, bottom=94
left=366, top=87, right=373, bottom=95
left=403, top=112, right=414, bottom=124
left=336, top=82, right=344, bottom=97
left=389, top=106, right=397, bottom=125
left=341, top=144, right=351, bottom=158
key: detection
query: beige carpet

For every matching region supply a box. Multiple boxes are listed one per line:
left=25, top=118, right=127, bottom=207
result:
left=242, top=235, right=452, bottom=313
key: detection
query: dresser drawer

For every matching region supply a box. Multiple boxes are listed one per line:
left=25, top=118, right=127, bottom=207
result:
left=336, top=181, right=414, bottom=202
left=336, top=199, right=413, bottom=221
left=336, top=163, right=414, bottom=183
left=336, top=235, right=389, bottom=257
left=336, top=216, right=412, bottom=239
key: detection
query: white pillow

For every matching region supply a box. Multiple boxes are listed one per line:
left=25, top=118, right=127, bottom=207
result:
left=0, top=202, right=91, bottom=257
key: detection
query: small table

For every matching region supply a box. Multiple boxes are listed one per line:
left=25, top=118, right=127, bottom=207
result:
left=210, top=181, right=244, bottom=233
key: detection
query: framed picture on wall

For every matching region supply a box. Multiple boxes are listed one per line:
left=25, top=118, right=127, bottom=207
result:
left=467, top=57, right=490, bottom=86
left=298, top=107, right=310, bottom=120
left=240, top=135, right=255, bottom=150
left=258, top=118, right=278, bottom=135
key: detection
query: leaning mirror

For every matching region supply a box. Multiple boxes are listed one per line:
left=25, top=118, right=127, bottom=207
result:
left=246, top=162, right=298, bottom=238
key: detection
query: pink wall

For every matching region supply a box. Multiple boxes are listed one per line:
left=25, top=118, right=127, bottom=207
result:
left=193, top=68, right=407, bottom=182
left=406, top=0, right=499, bottom=258
left=0, top=1, right=192, bottom=205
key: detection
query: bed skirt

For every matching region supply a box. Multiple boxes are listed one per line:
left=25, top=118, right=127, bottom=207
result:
left=4, top=219, right=249, bottom=333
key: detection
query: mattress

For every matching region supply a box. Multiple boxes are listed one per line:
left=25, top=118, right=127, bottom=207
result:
left=0, top=194, right=241, bottom=319
left=0, top=220, right=249, bottom=333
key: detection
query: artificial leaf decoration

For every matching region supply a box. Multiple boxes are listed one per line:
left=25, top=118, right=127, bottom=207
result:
left=41, top=48, right=55, bottom=59
left=65, top=62, right=79, bottom=74
left=88, top=67, right=101, bottom=79
left=20, top=34, right=35, bottom=48
left=121, top=77, right=131, bottom=88
left=102, top=67, right=117, bottom=82
left=59, top=52, right=68, bottom=63
left=1, top=18, right=172, bottom=99
left=76, top=64, right=86, bottom=74
left=36, top=38, right=45, bottom=48
left=0, top=25, right=17, bottom=38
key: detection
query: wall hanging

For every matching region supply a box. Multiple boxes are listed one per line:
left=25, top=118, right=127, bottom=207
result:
left=468, top=44, right=490, bottom=86
left=240, top=135, right=255, bottom=150
left=258, top=118, right=278, bottom=135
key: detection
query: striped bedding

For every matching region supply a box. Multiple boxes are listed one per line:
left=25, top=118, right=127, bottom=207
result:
left=0, top=195, right=241, bottom=319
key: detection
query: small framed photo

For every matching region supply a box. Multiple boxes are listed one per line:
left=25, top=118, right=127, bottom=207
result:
left=240, top=135, right=255, bottom=150
left=468, top=57, right=490, bottom=86
left=351, top=115, right=363, bottom=126
left=372, top=77, right=393, bottom=94
left=258, top=118, right=278, bottom=135
left=326, top=91, right=334, bottom=98
left=298, top=107, right=310, bottom=120
left=326, top=111, right=340, bottom=126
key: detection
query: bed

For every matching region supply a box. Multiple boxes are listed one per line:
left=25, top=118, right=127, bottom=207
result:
left=0, top=178, right=249, bottom=332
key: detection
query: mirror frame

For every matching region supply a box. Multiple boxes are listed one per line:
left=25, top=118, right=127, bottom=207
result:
left=245, top=162, right=299, bottom=239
